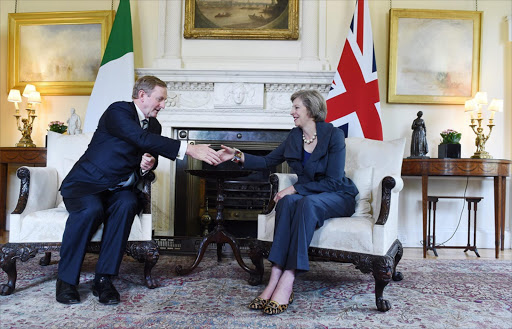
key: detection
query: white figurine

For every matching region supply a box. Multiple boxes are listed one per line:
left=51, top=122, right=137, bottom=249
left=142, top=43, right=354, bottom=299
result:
left=67, top=108, right=82, bottom=135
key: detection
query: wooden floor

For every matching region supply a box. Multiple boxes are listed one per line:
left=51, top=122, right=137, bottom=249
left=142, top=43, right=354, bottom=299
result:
left=1, top=230, right=510, bottom=260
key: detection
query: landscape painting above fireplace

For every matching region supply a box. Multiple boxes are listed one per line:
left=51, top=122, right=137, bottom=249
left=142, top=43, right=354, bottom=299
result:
left=184, top=0, right=299, bottom=40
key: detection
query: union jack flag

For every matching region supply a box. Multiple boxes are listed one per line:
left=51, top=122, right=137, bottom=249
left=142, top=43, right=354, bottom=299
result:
left=326, top=0, right=383, bottom=140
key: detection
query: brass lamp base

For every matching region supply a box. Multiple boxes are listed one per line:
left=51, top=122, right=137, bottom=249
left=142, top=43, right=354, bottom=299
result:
left=471, top=151, right=492, bottom=159
left=15, top=137, right=36, bottom=148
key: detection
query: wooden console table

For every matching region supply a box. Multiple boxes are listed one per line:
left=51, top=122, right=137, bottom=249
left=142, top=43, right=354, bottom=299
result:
left=401, top=158, right=511, bottom=258
left=0, top=147, right=47, bottom=230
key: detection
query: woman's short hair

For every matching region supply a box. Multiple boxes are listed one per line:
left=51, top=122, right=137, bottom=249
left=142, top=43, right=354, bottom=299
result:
left=290, top=90, right=327, bottom=122
left=132, top=76, right=167, bottom=99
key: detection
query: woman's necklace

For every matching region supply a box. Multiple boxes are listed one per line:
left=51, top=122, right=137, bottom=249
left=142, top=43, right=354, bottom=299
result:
left=302, top=132, right=317, bottom=144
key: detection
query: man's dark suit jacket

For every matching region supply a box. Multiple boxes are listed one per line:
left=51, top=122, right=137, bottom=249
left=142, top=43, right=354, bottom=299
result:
left=243, top=121, right=358, bottom=198
left=61, top=101, right=180, bottom=198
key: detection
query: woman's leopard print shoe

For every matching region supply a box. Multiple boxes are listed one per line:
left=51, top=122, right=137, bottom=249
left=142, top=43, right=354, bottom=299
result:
left=248, top=296, right=269, bottom=310
left=262, top=292, right=294, bottom=315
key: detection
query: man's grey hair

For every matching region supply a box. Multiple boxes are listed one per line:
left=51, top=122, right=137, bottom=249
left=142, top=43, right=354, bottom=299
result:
left=132, top=76, right=167, bottom=99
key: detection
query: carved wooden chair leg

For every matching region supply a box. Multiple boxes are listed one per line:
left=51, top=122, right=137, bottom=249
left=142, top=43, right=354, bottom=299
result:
left=373, top=256, right=394, bottom=312
left=0, top=248, right=18, bottom=296
left=39, top=251, right=52, bottom=266
left=247, top=241, right=265, bottom=286
left=126, top=241, right=160, bottom=289
left=392, top=242, right=404, bottom=281
left=1, top=244, right=37, bottom=296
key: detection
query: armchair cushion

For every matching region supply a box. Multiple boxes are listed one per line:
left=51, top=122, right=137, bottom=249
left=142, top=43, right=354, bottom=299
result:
left=345, top=166, right=373, bottom=218
left=310, top=216, right=373, bottom=253
left=47, top=131, right=94, bottom=207
left=13, top=209, right=146, bottom=243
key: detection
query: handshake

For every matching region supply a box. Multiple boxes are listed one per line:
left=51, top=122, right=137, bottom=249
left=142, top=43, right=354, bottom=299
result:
left=185, top=144, right=242, bottom=166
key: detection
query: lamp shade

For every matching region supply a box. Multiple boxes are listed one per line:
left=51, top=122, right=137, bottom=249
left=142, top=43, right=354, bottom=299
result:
left=474, top=92, right=488, bottom=105
left=464, top=99, right=477, bottom=112
left=22, top=84, right=36, bottom=98
left=28, top=91, right=41, bottom=104
left=488, top=99, right=503, bottom=113
left=8, top=89, right=22, bottom=103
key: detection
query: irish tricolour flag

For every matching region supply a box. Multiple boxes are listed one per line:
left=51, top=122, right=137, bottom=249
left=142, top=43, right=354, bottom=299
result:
left=83, top=0, right=134, bottom=132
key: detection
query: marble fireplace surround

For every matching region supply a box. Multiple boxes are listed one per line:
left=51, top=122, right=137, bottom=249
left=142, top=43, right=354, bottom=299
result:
left=135, top=69, right=333, bottom=235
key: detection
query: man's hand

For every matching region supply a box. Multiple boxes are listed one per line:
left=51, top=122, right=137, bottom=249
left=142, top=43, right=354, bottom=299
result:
left=274, top=185, right=297, bottom=203
left=140, top=153, right=156, bottom=171
left=186, top=144, right=221, bottom=165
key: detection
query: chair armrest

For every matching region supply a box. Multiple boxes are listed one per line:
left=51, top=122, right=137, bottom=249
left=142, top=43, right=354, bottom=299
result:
left=12, top=166, right=59, bottom=215
left=140, top=170, right=155, bottom=214
left=263, top=173, right=298, bottom=214
left=375, top=175, right=403, bottom=225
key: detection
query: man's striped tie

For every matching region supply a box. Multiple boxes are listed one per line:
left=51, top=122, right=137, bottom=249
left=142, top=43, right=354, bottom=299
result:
left=141, top=119, right=149, bottom=130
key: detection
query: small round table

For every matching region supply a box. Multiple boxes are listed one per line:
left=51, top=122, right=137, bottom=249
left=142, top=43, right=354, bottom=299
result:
left=175, top=169, right=263, bottom=285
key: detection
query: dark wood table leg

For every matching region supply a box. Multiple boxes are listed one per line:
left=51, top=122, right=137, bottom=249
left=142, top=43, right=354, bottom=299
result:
left=422, top=174, right=428, bottom=258
left=500, top=176, right=506, bottom=251
left=0, top=163, right=8, bottom=231
left=175, top=228, right=222, bottom=275
left=493, top=177, right=502, bottom=258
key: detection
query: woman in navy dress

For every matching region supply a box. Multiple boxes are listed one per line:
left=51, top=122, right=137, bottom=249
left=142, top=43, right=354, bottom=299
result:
left=217, top=90, right=358, bottom=315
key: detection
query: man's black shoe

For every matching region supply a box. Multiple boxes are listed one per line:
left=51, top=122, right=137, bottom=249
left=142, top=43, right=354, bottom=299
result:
left=92, top=276, right=120, bottom=305
left=56, top=279, right=80, bottom=304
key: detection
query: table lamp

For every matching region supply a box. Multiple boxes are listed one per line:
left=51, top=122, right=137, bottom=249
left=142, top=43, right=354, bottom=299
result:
left=464, top=92, right=504, bottom=159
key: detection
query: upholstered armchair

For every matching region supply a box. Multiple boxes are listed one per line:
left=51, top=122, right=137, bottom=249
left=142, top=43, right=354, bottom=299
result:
left=0, top=131, right=159, bottom=296
left=251, top=137, right=406, bottom=312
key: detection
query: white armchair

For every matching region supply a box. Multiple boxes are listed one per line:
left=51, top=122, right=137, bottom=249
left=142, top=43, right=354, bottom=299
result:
left=0, top=131, right=159, bottom=296
left=251, top=137, right=406, bottom=312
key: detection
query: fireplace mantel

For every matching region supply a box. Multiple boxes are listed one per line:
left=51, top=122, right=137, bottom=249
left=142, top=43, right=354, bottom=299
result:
left=135, top=69, right=333, bottom=235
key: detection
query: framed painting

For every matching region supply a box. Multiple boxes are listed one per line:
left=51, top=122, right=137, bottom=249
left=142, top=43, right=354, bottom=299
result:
left=388, top=9, right=482, bottom=104
left=184, top=0, right=299, bottom=40
left=8, top=11, right=113, bottom=96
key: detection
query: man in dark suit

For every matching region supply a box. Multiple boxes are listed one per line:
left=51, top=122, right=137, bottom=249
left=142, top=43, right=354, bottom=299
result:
left=56, top=76, right=220, bottom=305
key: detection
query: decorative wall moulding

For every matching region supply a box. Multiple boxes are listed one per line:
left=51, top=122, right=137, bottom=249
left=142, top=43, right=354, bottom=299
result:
left=137, top=69, right=333, bottom=118
left=214, top=83, right=264, bottom=109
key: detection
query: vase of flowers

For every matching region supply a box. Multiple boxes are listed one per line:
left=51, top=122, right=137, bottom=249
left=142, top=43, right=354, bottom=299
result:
left=438, top=129, right=461, bottom=158
left=46, top=121, right=67, bottom=147
left=48, top=121, right=67, bottom=134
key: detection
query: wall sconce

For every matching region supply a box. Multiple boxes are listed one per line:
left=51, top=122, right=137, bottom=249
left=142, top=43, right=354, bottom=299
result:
left=8, top=84, right=41, bottom=147
left=464, top=91, right=503, bottom=159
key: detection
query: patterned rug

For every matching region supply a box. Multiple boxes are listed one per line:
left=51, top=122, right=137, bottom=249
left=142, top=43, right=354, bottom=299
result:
left=0, top=252, right=511, bottom=328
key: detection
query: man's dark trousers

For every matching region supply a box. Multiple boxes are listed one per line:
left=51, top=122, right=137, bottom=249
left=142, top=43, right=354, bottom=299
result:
left=58, top=188, right=141, bottom=285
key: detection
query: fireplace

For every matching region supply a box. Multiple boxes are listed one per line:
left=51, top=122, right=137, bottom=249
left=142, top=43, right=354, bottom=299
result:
left=174, top=128, right=290, bottom=238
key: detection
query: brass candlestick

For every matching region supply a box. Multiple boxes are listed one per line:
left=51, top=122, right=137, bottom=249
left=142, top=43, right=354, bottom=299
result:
left=469, top=112, right=493, bottom=159
left=14, top=104, right=37, bottom=147
left=465, top=93, right=503, bottom=160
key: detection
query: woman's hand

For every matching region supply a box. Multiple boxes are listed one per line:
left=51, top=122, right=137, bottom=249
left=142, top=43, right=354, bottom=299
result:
left=217, top=145, right=236, bottom=163
left=274, top=185, right=297, bottom=203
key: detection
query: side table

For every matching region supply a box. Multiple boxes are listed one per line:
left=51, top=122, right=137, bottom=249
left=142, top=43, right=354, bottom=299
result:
left=402, top=158, right=511, bottom=258
left=427, top=196, right=483, bottom=257
left=175, top=169, right=263, bottom=285
left=0, top=147, right=47, bottom=230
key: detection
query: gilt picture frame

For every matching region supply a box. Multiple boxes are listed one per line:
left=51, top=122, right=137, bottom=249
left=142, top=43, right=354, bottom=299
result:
left=388, top=9, right=482, bottom=104
left=8, top=11, right=113, bottom=96
left=184, top=0, right=299, bottom=40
